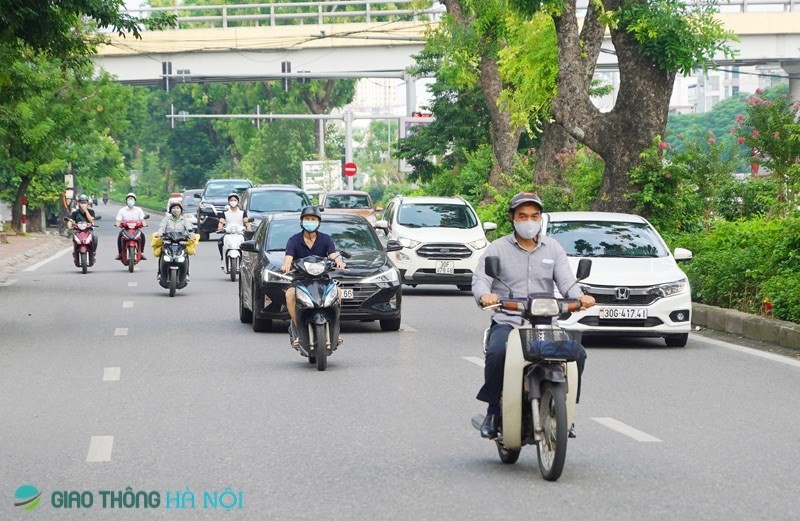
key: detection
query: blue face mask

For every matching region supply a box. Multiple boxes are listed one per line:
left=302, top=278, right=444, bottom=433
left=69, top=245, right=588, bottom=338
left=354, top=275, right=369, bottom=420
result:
left=126, top=200, right=135, bottom=208
left=301, top=220, right=320, bottom=233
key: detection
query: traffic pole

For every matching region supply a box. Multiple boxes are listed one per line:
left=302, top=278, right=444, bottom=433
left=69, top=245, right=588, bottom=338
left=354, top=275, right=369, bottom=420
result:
left=22, top=194, right=27, bottom=234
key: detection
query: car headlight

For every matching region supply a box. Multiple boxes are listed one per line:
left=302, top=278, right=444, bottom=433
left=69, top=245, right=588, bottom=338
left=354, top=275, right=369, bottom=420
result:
left=296, top=287, right=314, bottom=307
left=651, top=278, right=688, bottom=297
left=323, top=285, right=338, bottom=307
left=397, top=237, right=420, bottom=249
left=468, top=238, right=487, bottom=250
left=263, top=269, right=292, bottom=284
left=303, top=261, right=325, bottom=276
left=361, top=268, right=400, bottom=284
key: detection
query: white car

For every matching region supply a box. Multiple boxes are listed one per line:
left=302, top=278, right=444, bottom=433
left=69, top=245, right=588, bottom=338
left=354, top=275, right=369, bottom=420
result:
left=544, top=212, right=693, bottom=347
left=375, top=196, right=496, bottom=291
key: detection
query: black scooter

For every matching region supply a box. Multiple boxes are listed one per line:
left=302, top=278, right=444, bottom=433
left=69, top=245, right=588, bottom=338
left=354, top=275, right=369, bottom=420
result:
left=157, top=231, right=191, bottom=297
left=292, top=253, right=350, bottom=371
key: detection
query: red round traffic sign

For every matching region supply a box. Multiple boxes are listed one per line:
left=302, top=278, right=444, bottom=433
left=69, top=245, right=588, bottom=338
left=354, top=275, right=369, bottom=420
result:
left=343, top=162, right=358, bottom=177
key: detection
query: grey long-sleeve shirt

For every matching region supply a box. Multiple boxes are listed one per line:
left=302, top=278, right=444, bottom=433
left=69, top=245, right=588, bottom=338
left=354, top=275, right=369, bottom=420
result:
left=471, top=233, right=583, bottom=327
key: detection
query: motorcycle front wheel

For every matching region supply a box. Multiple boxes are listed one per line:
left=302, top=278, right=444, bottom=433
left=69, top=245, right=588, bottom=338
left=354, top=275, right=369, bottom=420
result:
left=495, top=440, right=521, bottom=464
left=229, top=257, right=238, bottom=282
left=80, top=252, right=88, bottom=274
left=536, top=382, right=568, bottom=481
left=313, top=322, right=327, bottom=371
left=169, top=269, right=177, bottom=297
left=127, top=245, right=136, bottom=272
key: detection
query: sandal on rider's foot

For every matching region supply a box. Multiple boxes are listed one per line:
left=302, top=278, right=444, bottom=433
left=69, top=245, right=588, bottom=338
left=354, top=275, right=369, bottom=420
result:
left=337, top=337, right=344, bottom=346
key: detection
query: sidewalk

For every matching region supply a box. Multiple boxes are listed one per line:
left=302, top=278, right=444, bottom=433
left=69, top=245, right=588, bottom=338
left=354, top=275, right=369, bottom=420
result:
left=0, top=231, right=69, bottom=271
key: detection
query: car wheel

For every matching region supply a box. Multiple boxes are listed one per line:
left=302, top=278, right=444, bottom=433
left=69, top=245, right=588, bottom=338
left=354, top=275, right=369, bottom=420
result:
left=380, top=317, right=401, bottom=332
left=665, top=333, right=688, bottom=347
left=239, top=279, right=252, bottom=324
left=251, top=286, right=272, bottom=332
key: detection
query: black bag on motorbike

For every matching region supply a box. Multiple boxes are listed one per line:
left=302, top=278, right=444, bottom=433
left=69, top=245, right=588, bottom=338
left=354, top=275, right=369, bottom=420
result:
left=525, top=339, right=585, bottom=362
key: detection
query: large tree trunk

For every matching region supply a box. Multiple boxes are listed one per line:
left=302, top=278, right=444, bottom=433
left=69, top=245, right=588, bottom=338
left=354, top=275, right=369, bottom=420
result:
left=10, top=175, right=33, bottom=232
left=550, top=0, right=676, bottom=212
left=534, top=121, right=577, bottom=186
left=301, top=80, right=337, bottom=158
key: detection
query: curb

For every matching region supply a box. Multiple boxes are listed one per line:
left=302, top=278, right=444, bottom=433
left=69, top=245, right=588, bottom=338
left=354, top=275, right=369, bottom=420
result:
left=0, top=234, right=69, bottom=271
left=693, top=302, right=800, bottom=351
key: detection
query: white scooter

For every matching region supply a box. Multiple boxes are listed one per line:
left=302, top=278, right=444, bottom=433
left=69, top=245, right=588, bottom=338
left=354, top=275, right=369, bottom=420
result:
left=220, top=224, right=246, bottom=282
left=472, top=256, right=592, bottom=481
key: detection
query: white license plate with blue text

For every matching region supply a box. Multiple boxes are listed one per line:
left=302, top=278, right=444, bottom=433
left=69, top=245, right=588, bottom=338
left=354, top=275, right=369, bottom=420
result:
left=435, top=261, right=455, bottom=275
left=599, top=307, right=647, bottom=319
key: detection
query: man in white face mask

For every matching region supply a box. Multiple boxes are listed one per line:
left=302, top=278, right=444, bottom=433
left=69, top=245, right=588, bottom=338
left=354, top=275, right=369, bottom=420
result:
left=471, top=192, right=595, bottom=440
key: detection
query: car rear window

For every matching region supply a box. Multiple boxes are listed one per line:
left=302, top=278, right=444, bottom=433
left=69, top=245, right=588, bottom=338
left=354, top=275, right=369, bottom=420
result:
left=204, top=182, right=251, bottom=198
left=397, top=203, right=477, bottom=229
left=325, top=194, right=371, bottom=209
left=266, top=220, right=380, bottom=252
left=547, top=220, right=669, bottom=258
left=249, top=191, right=309, bottom=213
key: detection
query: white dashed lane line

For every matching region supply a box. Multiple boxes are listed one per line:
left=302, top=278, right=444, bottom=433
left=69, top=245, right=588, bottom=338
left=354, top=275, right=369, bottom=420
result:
left=128, top=282, right=137, bottom=287
left=103, top=367, right=121, bottom=382
left=86, top=436, right=114, bottom=462
left=591, top=417, right=663, bottom=442
left=462, top=356, right=485, bottom=367
left=122, top=301, right=134, bottom=308
left=0, top=279, right=17, bottom=286
left=114, top=328, right=128, bottom=336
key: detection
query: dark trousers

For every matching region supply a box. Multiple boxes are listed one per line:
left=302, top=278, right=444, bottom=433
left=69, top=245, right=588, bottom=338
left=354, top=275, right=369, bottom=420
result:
left=218, top=236, right=224, bottom=260
left=476, top=322, right=586, bottom=407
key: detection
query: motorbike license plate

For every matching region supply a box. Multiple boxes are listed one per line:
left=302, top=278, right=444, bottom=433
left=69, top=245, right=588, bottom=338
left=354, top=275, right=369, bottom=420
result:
left=435, top=260, right=455, bottom=275
left=341, top=288, right=354, bottom=299
left=599, top=307, right=647, bottom=319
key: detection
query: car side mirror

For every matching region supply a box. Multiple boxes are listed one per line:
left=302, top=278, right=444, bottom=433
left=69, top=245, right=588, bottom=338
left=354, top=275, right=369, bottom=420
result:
left=194, top=193, right=202, bottom=199
left=483, top=221, right=497, bottom=232
left=576, top=258, right=592, bottom=280
left=485, top=256, right=500, bottom=279
left=385, top=240, right=403, bottom=252
left=240, top=240, right=258, bottom=253
left=374, top=219, right=389, bottom=230
left=674, top=247, right=693, bottom=262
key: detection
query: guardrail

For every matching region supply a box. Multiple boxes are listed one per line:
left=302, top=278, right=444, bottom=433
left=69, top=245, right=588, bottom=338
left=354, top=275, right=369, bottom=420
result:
left=125, top=0, right=798, bottom=31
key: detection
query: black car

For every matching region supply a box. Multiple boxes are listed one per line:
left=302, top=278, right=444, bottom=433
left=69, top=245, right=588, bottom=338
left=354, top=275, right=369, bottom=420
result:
left=195, top=178, right=253, bottom=240
left=240, top=184, right=311, bottom=229
left=238, top=213, right=404, bottom=333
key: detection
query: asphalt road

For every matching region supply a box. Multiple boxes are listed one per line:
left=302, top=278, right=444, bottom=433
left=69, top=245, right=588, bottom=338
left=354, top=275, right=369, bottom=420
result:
left=2, top=203, right=800, bottom=519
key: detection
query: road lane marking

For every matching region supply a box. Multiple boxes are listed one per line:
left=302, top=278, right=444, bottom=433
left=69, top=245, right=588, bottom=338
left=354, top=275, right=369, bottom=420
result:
left=114, top=328, right=128, bottom=336
left=23, top=247, right=71, bottom=272
left=592, top=417, right=662, bottom=442
left=463, top=356, right=485, bottom=367
left=696, top=335, right=800, bottom=368
left=86, top=436, right=114, bottom=462
left=103, top=367, right=121, bottom=381
left=401, top=323, right=418, bottom=332
left=122, top=301, right=134, bottom=308
left=128, top=282, right=137, bottom=287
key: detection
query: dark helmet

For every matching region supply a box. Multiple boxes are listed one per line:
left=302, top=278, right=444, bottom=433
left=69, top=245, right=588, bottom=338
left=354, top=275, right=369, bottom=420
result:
left=508, top=192, right=543, bottom=213
left=169, top=201, right=183, bottom=212
left=77, top=194, right=90, bottom=202
left=300, top=205, right=322, bottom=220
left=227, top=193, right=240, bottom=202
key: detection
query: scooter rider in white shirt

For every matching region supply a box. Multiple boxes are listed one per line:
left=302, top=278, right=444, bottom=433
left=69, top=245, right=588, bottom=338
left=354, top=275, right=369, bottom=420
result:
left=114, top=192, right=148, bottom=260
left=216, top=193, right=251, bottom=267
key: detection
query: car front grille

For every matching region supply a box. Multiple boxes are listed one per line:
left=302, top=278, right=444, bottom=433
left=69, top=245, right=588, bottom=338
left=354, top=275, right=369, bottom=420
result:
left=416, top=243, right=472, bottom=259
left=582, top=285, right=659, bottom=306
left=577, top=317, right=665, bottom=328
left=337, top=281, right=382, bottom=312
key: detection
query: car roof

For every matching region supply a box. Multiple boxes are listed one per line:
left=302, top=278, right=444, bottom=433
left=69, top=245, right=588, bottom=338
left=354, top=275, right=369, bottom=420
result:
left=267, top=212, right=369, bottom=224
left=247, top=184, right=304, bottom=192
left=546, top=211, right=648, bottom=223
left=205, top=178, right=252, bottom=185
left=183, top=189, right=202, bottom=194
left=325, top=190, right=370, bottom=196
left=394, top=196, right=468, bottom=205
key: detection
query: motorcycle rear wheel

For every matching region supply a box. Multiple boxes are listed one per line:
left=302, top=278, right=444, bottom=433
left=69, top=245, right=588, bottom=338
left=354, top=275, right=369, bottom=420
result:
left=80, top=252, right=88, bottom=274
left=313, top=322, right=327, bottom=371
left=536, top=382, right=568, bottom=481
left=127, top=245, right=135, bottom=272
left=169, top=269, right=177, bottom=297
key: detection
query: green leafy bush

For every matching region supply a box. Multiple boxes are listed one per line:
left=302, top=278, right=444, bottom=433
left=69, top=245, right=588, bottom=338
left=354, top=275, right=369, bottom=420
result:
left=762, top=272, right=800, bottom=323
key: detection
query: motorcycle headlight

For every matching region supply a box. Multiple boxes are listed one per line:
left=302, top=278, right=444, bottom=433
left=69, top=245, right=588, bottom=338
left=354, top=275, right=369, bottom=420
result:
left=468, top=238, right=487, bottom=250
left=263, top=269, right=292, bottom=284
left=303, top=261, right=325, bottom=276
left=361, top=268, right=400, bottom=284
left=175, top=255, right=185, bottom=263
left=323, top=285, right=339, bottom=307
left=163, top=254, right=171, bottom=262
left=651, top=278, right=688, bottom=298
left=397, top=237, right=420, bottom=249
left=296, top=287, right=314, bottom=307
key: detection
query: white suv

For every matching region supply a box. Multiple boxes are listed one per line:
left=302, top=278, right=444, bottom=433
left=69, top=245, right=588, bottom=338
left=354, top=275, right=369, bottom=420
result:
left=375, top=196, right=496, bottom=290
left=544, top=212, right=693, bottom=347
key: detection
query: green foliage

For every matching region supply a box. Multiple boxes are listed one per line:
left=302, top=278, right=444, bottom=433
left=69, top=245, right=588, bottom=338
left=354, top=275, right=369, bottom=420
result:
left=615, top=0, right=736, bottom=75
left=762, top=272, right=800, bottom=323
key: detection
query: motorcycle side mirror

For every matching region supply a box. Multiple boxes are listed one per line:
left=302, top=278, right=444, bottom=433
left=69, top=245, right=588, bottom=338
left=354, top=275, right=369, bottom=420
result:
left=385, top=240, right=403, bottom=252
left=485, top=256, right=501, bottom=279
left=340, top=250, right=352, bottom=259
left=576, top=258, right=592, bottom=280
left=143, top=214, right=151, bottom=220
left=240, top=240, right=258, bottom=253
left=95, top=215, right=102, bottom=220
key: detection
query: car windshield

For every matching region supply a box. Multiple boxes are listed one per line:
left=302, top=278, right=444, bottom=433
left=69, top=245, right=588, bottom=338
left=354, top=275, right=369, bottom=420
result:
left=547, top=220, right=670, bottom=258
left=265, top=220, right=380, bottom=252
left=397, top=203, right=477, bottom=229
left=248, top=191, right=309, bottom=213
left=325, top=194, right=371, bottom=210
left=182, top=195, right=199, bottom=210
left=205, top=182, right=251, bottom=198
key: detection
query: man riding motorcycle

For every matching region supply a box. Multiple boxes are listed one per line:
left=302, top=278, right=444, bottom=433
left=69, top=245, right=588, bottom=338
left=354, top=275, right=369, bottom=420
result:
left=67, top=194, right=98, bottom=265
left=115, top=192, right=147, bottom=260
left=280, top=206, right=346, bottom=349
left=472, top=192, right=595, bottom=439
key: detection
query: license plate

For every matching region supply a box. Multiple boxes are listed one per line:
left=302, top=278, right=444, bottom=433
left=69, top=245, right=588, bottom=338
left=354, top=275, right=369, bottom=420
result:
left=599, top=307, right=647, bottom=319
left=341, top=288, right=354, bottom=299
left=435, top=261, right=455, bottom=275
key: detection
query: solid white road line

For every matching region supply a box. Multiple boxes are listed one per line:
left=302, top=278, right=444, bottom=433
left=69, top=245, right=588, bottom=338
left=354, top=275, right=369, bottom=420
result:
left=23, top=247, right=71, bottom=272
left=122, top=301, right=134, bottom=308
left=463, top=356, right=486, bottom=367
left=128, top=282, right=137, bottom=287
left=103, top=367, right=121, bottom=381
left=401, top=323, right=418, bottom=332
left=114, top=328, right=128, bottom=336
left=592, top=417, right=662, bottom=442
left=695, top=335, right=800, bottom=368
left=86, top=436, right=114, bottom=462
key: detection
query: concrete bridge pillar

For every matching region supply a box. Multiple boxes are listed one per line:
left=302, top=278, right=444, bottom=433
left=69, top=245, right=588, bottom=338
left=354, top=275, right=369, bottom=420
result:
left=781, top=60, right=800, bottom=101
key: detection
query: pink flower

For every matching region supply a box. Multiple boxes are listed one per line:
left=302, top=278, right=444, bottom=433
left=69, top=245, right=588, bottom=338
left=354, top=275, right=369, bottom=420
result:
left=729, top=128, right=736, bottom=135
left=755, top=88, right=764, bottom=95
left=736, top=114, right=744, bottom=124
left=737, top=136, right=745, bottom=145
left=708, top=138, right=717, bottom=145
left=752, top=130, right=760, bottom=138
left=658, top=141, right=668, bottom=150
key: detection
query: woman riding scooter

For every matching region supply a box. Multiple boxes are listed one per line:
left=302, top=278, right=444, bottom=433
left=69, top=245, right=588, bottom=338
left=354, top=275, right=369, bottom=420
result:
left=154, top=202, right=196, bottom=282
